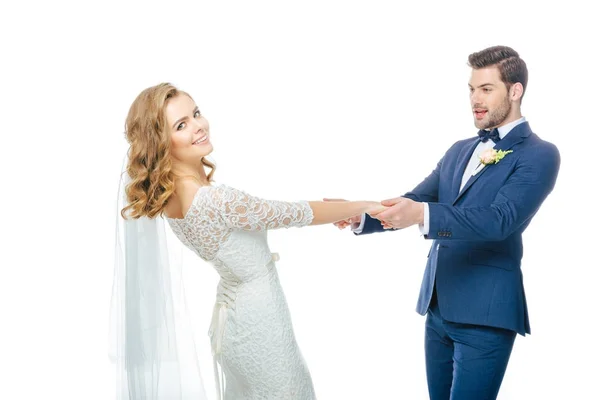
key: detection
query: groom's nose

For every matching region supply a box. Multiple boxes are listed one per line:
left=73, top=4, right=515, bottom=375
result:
left=470, top=91, right=483, bottom=105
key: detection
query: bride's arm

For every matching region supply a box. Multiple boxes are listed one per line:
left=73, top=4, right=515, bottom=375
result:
left=307, top=201, right=384, bottom=226
left=208, top=185, right=385, bottom=231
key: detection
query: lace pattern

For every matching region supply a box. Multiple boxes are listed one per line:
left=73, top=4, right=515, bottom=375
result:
left=167, top=184, right=313, bottom=261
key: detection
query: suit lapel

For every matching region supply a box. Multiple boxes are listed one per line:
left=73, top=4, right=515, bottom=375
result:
left=452, top=138, right=480, bottom=198
left=452, top=122, right=531, bottom=205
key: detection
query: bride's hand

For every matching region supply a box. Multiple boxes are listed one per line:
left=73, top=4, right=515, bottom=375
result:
left=366, top=202, right=388, bottom=218
left=323, top=198, right=362, bottom=229
left=368, top=203, right=394, bottom=229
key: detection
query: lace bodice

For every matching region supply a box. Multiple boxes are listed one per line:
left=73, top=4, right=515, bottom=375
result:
left=167, top=184, right=313, bottom=262
left=166, top=184, right=317, bottom=399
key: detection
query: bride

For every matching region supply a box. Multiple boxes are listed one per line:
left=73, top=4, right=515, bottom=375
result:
left=111, top=82, right=385, bottom=399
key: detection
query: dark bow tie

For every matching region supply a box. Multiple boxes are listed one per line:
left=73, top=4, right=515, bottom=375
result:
left=478, top=128, right=500, bottom=143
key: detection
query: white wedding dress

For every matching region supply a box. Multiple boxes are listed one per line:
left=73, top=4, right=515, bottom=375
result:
left=167, top=184, right=317, bottom=400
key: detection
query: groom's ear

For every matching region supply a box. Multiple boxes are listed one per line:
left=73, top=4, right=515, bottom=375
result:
left=510, top=82, right=524, bottom=103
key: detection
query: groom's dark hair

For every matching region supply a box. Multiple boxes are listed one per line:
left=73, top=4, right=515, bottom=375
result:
left=468, top=45, right=528, bottom=102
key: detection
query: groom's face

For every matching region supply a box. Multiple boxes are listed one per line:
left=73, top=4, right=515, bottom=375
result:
left=469, top=66, right=512, bottom=130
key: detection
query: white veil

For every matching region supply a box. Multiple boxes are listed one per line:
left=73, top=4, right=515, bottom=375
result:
left=109, top=154, right=207, bottom=399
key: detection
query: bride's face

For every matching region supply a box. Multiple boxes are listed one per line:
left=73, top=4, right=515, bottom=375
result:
left=166, top=94, right=213, bottom=163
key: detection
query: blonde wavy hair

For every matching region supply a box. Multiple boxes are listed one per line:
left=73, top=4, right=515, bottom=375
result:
left=121, top=83, right=216, bottom=219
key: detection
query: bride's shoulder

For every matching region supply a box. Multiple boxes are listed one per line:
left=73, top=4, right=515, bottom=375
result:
left=204, top=182, right=243, bottom=194
left=194, top=182, right=234, bottom=201
left=199, top=183, right=255, bottom=204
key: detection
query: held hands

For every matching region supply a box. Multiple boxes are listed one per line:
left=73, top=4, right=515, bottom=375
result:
left=323, top=196, right=424, bottom=230
left=323, top=198, right=362, bottom=229
left=371, top=196, right=424, bottom=229
left=365, top=202, right=388, bottom=218
left=323, top=198, right=389, bottom=230
left=332, top=214, right=361, bottom=230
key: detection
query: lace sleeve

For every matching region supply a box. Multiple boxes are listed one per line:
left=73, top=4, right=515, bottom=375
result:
left=208, top=185, right=314, bottom=231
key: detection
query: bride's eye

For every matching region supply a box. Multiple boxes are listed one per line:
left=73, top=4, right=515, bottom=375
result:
left=194, top=110, right=201, bottom=118
left=177, top=122, right=186, bottom=130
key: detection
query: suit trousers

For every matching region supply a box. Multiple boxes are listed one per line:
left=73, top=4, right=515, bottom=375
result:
left=425, top=291, right=517, bottom=400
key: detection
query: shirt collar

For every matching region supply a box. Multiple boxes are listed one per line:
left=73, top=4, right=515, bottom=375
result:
left=497, top=116, right=526, bottom=139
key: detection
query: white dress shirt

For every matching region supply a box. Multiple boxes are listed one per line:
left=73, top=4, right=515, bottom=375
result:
left=352, top=117, right=526, bottom=235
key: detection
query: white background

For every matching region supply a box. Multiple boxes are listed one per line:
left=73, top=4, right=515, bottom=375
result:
left=1, top=0, right=598, bottom=399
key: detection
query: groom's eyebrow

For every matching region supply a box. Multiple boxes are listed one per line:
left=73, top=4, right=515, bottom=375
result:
left=468, top=83, right=495, bottom=88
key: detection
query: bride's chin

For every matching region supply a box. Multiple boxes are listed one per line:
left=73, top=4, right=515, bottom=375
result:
left=190, top=145, right=213, bottom=157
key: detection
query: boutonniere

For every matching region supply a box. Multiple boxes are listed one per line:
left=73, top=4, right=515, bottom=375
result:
left=479, top=148, right=513, bottom=166
left=471, top=148, right=513, bottom=176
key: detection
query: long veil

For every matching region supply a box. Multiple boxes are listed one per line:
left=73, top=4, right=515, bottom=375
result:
left=109, top=154, right=207, bottom=399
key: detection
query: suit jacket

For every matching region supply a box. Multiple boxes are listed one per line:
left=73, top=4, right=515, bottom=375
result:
left=359, top=122, right=560, bottom=335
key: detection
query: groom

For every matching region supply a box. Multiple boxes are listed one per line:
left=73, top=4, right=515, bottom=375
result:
left=336, top=46, right=560, bottom=399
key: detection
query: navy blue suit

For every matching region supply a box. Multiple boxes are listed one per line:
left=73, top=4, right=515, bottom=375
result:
left=359, top=122, right=560, bottom=398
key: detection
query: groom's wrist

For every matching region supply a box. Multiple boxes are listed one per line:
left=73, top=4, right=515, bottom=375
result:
left=419, top=203, right=430, bottom=236
left=351, top=214, right=366, bottom=233
left=411, top=202, right=425, bottom=226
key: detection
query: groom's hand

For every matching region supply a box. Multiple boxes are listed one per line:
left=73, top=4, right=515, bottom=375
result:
left=323, top=198, right=362, bottom=229
left=373, top=196, right=424, bottom=229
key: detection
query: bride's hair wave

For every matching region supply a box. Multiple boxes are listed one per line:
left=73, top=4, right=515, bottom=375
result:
left=121, top=82, right=215, bottom=219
